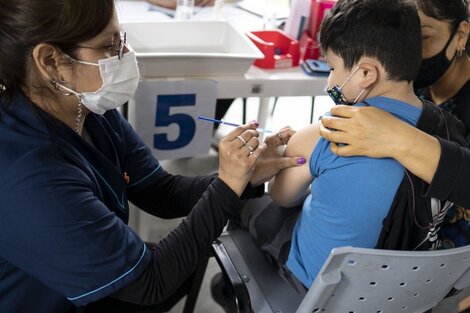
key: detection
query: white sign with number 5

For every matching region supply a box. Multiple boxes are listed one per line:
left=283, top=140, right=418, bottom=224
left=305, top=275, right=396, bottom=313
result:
left=130, top=80, right=217, bottom=160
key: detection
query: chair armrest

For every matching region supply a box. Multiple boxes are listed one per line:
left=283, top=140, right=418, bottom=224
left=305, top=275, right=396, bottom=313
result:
left=212, top=230, right=305, bottom=313
left=212, top=239, right=252, bottom=313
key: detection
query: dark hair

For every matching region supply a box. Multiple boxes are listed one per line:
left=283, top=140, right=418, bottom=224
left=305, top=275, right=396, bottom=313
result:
left=318, top=0, right=422, bottom=82
left=417, top=0, right=469, bottom=32
left=417, top=0, right=469, bottom=52
left=0, top=0, right=115, bottom=103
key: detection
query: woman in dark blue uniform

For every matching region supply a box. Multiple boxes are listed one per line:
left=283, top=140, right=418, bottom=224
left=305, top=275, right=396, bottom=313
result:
left=0, top=1, right=304, bottom=312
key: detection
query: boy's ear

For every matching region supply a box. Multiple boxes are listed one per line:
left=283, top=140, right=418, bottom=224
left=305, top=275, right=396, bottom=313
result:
left=357, top=62, right=378, bottom=89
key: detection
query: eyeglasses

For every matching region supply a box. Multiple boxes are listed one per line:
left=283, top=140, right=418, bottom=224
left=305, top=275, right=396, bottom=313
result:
left=75, top=32, right=127, bottom=60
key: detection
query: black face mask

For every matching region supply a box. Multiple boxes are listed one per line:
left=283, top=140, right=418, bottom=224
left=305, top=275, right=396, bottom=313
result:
left=414, top=30, right=458, bottom=89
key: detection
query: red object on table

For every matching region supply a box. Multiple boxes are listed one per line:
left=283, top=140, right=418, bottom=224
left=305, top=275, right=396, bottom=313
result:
left=302, top=0, right=336, bottom=60
left=310, top=0, right=336, bottom=40
left=246, top=29, right=300, bottom=69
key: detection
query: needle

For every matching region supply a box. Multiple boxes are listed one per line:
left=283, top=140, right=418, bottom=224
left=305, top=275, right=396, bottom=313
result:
left=197, top=115, right=273, bottom=133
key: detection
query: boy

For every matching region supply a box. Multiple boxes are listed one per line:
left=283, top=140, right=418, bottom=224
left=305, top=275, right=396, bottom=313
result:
left=213, top=2, right=466, bottom=309
left=268, top=0, right=424, bottom=287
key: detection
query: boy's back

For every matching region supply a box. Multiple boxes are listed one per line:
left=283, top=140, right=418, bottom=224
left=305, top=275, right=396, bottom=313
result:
left=285, top=97, right=421, bottom=286
left=268, top=0, right=424, bottom=287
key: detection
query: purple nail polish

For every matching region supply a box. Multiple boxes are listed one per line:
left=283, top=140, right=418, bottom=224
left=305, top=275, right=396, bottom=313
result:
left=297, top=157, right=306, bottom=165
left=251, top=122, right=260, bottom=128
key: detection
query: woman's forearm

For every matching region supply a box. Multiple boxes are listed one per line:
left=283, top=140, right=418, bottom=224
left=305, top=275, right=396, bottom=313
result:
left=391, top=123, right=441, bottom=184
left=321, top=105, right=442, bottom=184
left=321, top=104, right=469, bottom=204
left=424, top=138, right=470, bottom=207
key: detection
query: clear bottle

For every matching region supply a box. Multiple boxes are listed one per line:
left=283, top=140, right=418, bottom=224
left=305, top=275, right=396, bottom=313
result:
left=263, top=0, right=277, bottom=29
left=211, top=0, right=224, bottom=20
left=175, top=0, right=195, bottom=20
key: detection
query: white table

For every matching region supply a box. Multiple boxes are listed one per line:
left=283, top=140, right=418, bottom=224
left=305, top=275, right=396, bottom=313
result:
left=118, top=0, right=327, bottom=124
left=116, top=2, right=327, bottom=91
left=132, top=66, right=326, bottom=130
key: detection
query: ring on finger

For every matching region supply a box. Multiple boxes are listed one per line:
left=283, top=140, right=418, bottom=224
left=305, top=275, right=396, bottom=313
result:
left=245, top=143, right=255, bottom=152
left=236, top=135, right=247, bottom=145
left=250, top=151, right=259, bottom=159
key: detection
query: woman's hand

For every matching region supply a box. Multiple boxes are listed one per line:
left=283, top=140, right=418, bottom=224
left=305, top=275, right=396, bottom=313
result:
left=319, top=105, right=410, bottom=159
left=195, top=0, right=215, bottom=6
left=320, top=105, right=441, bottom=183
left=146, top=0, right=179, bottom=9
left=218, top=122, right=267, bottom=196
left=250, top=127, right=306, bottom=187
left=146, top=0, right=214, bottom=9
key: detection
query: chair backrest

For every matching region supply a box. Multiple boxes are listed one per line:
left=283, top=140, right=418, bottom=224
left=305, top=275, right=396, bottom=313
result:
left=296, top=245, right=470, bottom=313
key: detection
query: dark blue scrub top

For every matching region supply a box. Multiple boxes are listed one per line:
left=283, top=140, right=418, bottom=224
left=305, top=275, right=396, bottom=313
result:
left=0, top=93, right=162, bottom=312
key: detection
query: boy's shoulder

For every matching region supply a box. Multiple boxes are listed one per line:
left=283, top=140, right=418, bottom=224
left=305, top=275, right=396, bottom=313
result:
left=360, top=97, right=422, bottom=126
left=288, top=122, right=322, bottom=159
left=360, top=96, right=417, bottom=107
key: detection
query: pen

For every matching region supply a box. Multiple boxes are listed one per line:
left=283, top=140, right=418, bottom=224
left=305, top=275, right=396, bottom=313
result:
left=197, top=115, right=273, bottom=133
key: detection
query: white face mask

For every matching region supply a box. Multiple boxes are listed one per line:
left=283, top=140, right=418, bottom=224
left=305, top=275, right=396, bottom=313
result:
left=57, top=50, right=140, bottom=115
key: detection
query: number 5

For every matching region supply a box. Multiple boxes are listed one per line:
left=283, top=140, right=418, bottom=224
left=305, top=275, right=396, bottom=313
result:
left=153, top=94, right=196, bottom=150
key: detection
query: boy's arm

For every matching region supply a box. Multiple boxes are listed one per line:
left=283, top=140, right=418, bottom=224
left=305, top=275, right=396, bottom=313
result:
left=268, top=122, right=322, bottom=207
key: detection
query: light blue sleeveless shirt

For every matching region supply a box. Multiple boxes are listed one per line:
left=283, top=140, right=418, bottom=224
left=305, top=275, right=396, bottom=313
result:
left=286, top=96, right=422, bottom=287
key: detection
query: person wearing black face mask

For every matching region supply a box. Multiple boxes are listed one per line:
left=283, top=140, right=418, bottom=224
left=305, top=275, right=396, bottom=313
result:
left=414, top=0, right=470, bottom=128
left=318, top=0, right=470, bottom=254
left=414, top=26, right=463, bottom=89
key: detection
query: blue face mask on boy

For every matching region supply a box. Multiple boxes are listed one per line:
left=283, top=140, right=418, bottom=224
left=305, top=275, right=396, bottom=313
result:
left=326, top=66, right=366, bottom=105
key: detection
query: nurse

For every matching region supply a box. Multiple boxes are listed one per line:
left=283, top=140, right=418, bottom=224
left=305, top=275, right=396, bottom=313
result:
left=0, top=1, right=304, bottom=312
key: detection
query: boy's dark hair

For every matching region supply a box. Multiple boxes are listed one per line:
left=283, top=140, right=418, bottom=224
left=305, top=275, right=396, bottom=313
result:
left=318, top=0, right=422, bottom=82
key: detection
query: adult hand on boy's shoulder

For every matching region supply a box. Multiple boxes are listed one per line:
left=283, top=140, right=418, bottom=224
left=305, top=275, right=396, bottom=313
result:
left=320, top=105, right=406, bottom=158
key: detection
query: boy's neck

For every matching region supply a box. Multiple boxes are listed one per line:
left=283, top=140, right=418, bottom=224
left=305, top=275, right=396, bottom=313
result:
left=365, top=81, right=422, bottom=108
